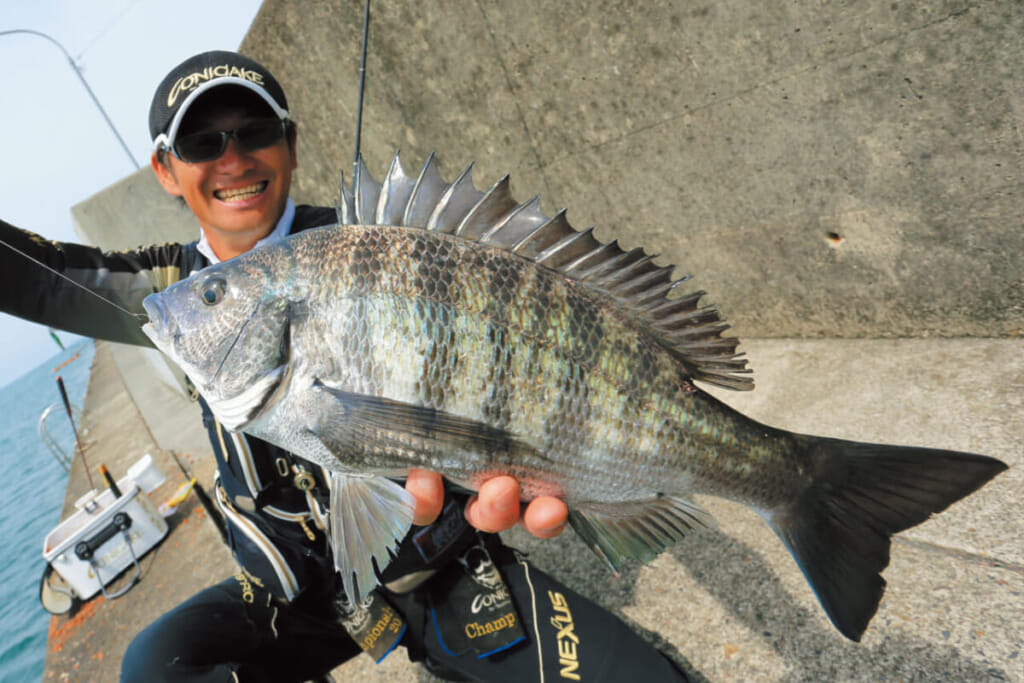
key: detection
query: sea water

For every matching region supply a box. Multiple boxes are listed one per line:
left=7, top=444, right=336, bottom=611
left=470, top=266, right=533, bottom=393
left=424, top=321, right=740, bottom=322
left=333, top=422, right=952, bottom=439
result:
left=0, top=341, right=94, bottom=682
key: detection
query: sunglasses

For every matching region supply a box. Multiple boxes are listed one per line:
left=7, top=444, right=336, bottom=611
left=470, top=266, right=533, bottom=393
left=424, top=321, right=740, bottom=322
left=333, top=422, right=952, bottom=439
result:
left=170, top=119, right=290, bottom=163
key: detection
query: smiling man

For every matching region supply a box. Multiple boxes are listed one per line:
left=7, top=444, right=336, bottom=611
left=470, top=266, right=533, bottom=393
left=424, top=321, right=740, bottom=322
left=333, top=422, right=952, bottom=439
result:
left=150, top=88, right=297, bottom=260
left=0, top=51, right=688, bottom=682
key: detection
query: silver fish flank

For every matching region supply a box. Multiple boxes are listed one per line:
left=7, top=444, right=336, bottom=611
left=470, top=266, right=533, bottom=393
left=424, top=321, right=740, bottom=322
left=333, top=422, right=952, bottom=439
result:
left=142, top=152, right=1007, bottom=641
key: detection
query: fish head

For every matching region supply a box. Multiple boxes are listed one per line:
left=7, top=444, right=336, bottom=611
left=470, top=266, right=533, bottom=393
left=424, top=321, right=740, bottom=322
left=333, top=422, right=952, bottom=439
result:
left=142, top=243, right=295, bottom=429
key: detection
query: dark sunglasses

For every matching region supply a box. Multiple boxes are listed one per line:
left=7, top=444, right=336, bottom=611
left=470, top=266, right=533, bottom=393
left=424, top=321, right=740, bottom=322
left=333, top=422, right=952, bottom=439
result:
left=171, top=119, right=290, bottom=163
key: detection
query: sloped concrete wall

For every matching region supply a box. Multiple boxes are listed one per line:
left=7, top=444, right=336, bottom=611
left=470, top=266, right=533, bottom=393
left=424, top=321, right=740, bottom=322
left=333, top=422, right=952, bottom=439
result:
left=72, top=168, right=198, bottom=250
left=76, top=0, right=1023, bottom=339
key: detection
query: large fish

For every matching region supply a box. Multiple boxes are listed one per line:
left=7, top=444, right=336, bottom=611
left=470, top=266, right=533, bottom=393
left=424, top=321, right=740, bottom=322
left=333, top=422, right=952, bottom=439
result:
left=142, top=152, right=1006, bottom=641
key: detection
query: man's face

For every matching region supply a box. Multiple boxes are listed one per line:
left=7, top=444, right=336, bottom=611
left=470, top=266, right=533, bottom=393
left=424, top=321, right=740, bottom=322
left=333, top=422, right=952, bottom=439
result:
left=152, top=103, right=297, bottom=253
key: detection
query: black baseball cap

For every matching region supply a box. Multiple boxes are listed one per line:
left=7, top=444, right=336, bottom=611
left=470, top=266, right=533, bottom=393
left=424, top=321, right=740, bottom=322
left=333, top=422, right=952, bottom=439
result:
left=149, top=50, right=290, bottom=152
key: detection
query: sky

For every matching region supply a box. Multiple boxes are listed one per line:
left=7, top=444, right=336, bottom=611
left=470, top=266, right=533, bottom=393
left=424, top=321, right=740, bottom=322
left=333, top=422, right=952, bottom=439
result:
left=0, top=0, right=265, bottom=388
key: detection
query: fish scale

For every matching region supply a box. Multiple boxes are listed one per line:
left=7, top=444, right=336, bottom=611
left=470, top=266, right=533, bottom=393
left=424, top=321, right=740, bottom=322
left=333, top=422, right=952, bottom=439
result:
left=287, top=224, right=723, bottom=495
left=143, top=152, right=1007, bottom=639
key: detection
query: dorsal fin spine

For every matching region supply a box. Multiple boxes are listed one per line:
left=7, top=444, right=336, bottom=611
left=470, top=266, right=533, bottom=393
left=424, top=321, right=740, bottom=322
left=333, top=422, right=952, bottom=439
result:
left=336, top=169, right=353, bottom=225
left=426, top=163, right=477, bottom=232
left=459, top=175, right=514, bottom=239
left=667, top=323, right=732, bottom=341
left=572, top=241, right=623, bottom=281
left=644, top=277, right=692, bottom=308
left=511, top=205, right=562, bottom=253
left=632, top=280, right=683, bottom=309
left=612, top=267, right=672, bottom=297
left=659, top=305, right=715, bottom=329
left=353, top=155, right=380, bottom=225
left=601, top=254, right=660, bottom=289
left=376, top=152, right=413, bottom=225
left=403, top=153, right=445, bottom=227
left=576, top=244, right=635, bottom=283
left=587, top=247, right=647, bottom=286
left=560, top=230, right=606, bottom=274
left=536, top=228, right=592, bottom=265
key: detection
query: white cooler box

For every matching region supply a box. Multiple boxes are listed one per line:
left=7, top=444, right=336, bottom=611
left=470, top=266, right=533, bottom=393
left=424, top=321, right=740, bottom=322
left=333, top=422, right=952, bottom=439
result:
left=43, top=477, right=168, bottom=601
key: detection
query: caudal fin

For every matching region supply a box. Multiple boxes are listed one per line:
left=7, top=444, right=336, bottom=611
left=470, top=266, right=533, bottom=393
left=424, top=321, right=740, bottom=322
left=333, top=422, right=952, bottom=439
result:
left=768, top=436, right=1007, bottom=641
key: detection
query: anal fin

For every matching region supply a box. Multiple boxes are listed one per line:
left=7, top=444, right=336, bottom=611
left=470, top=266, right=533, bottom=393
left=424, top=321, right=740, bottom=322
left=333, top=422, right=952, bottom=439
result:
left=568, top=496, right=716, bottom=574
left=329, top=472, right=416, bottom=600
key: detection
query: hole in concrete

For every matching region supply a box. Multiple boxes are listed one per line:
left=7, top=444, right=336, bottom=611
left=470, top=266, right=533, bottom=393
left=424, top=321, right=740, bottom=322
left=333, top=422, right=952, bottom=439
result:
left=825, top=231, right=843, bottom=246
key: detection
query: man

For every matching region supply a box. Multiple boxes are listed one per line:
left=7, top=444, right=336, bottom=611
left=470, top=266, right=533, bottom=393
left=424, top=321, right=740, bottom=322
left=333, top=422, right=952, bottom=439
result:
left=1, top=51, right=687, bottom=681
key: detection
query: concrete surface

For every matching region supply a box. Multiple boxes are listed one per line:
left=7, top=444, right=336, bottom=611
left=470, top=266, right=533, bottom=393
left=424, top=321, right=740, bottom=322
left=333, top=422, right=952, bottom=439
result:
left=45, top=338, right=1022, bottom=681
left=76, top=0, right=1022, bottom=339
left=258, top=0, right=1024, bottom=340
left=71, top=170, right=199, bottom=251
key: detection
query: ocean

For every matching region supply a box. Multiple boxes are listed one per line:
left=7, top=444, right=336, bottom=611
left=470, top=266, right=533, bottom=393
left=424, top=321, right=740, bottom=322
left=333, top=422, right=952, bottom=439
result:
left=0, top=341, right=94, bottom=682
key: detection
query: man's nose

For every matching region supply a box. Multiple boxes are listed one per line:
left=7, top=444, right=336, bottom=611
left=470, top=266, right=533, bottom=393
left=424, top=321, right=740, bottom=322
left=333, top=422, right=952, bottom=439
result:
left=215, top=136, right=253, bottom=168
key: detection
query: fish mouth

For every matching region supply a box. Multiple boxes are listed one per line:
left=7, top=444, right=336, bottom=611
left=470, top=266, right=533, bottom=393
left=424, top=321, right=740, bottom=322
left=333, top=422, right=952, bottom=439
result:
left=214, top=181, right=268, bottom=202
left=141, top=294, right=175, bottom=346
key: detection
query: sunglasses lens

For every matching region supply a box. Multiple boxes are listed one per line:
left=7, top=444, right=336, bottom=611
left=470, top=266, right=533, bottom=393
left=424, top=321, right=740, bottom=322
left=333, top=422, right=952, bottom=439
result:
left=174, top=132, right=227, bottom=163
left=236, top=120, right=286, bottom=151
left=171, top=121, right=286, bottom=163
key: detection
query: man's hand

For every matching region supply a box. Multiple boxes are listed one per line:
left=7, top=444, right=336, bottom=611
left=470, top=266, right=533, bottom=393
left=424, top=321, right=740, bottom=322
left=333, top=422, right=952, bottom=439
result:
left=404, top=469, right=568, bottom=539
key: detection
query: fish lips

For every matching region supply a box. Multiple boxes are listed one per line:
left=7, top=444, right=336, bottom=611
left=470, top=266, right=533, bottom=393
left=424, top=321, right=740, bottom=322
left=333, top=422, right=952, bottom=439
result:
left=141, top=293, right=176, bottom=349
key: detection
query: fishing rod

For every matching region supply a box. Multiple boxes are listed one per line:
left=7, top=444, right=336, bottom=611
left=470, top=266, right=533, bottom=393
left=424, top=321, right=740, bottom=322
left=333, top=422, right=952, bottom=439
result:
left=56, top=374, right=95, bottom=490
left=353, top=0, right=371, bottom=178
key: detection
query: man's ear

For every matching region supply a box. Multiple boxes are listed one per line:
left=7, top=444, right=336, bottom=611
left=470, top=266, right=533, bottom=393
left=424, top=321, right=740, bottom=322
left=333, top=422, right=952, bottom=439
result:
left=288, top=128, right=298, bottom=171
left=151, top=152, right=183, bottom=196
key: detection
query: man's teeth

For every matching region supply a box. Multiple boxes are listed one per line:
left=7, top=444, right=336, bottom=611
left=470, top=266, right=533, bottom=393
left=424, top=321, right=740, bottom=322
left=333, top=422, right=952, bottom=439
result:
left=215, top=182, right=266, bottom=201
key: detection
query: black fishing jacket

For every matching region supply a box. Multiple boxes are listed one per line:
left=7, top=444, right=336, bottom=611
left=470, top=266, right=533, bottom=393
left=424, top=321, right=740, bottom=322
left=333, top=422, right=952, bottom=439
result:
left=0, top=209, right=475, bottom=604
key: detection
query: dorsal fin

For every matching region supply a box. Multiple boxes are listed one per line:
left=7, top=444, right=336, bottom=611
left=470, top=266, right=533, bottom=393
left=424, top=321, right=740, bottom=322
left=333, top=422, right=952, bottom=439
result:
left=337, top=152, right=753, bottom=390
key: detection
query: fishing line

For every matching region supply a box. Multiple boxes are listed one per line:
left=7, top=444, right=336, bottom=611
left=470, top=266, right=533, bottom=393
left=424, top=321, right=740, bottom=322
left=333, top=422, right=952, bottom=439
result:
left=353, top=0, right=371, bottom=176
left=0, top=237, right=148, bottom=323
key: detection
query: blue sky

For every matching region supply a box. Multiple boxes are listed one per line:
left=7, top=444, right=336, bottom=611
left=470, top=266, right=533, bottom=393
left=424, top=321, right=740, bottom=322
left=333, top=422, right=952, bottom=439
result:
left=0, top=0, right=264, bottom=388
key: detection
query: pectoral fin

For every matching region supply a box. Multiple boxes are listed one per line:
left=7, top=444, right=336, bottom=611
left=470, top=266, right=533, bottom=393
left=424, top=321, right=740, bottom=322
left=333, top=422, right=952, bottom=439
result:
left=312, top=382, right=542, bottom=466
left=328, top=471, right=416, bottom=600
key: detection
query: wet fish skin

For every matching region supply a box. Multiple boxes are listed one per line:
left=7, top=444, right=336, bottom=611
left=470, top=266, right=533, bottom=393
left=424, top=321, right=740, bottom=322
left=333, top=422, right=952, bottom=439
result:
left=141, top=153, right=1007, bottom=640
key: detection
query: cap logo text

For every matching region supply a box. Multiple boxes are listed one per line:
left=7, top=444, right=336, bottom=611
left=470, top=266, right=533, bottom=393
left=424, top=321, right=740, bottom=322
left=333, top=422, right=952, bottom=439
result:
left=167, top=65, right=266, bottom=106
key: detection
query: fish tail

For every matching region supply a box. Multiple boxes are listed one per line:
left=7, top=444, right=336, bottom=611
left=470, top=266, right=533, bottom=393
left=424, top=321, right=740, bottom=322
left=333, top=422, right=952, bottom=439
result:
left=768, top=435, right=1006, bottom=641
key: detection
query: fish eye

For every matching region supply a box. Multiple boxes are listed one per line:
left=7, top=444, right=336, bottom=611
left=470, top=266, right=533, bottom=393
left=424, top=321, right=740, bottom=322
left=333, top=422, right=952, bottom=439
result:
left=200, top=278, right=227, bottom=306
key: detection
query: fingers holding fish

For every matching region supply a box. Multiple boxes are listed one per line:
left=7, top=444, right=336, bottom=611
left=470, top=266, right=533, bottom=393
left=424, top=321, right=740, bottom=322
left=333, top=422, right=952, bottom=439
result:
left=406, top=468, right=445, bottom=525
left=408, top=469, right=569, bottom=537
left=464, top=476, right=523, bottom=533
left=521, top=495, right=569, bottom=539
